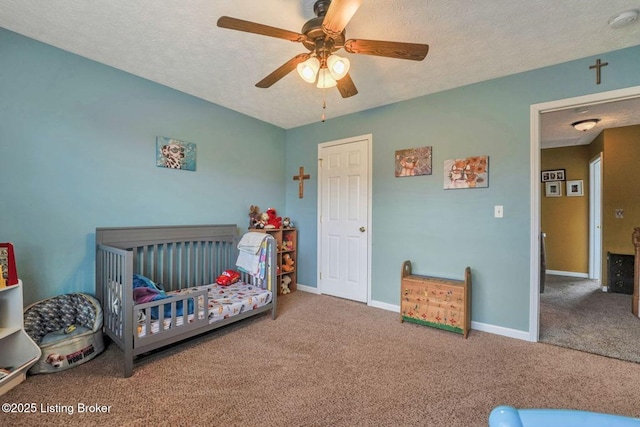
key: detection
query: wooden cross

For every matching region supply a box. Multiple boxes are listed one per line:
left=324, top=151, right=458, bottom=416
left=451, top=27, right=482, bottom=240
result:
left=293, top=166, right=310, bottom=199
left=589, top=58, right=608, bottom=85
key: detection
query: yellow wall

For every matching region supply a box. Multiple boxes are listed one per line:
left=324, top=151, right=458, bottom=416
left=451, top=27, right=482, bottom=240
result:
left=602, top=125, right=640, bottom=258
left=542, top=124, right=640, bottom=284
left=541, top=145, right=590, bottom=273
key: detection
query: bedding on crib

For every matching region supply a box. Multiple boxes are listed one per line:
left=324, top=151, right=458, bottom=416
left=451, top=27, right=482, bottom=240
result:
left=136, top=281, right=272, bottom=337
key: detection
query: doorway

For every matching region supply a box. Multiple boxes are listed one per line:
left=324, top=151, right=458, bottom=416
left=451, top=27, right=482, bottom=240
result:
left=317, top=134, right=372, bottom=303
left=530, top=85, right=640, bottom=342
left=589, top=154, right=602, bottom=284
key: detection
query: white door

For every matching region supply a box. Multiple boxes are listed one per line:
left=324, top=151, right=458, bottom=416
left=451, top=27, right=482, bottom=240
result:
left=318, top=134, right=371, bottom=303
left=589, top=154, right=602, bottom=283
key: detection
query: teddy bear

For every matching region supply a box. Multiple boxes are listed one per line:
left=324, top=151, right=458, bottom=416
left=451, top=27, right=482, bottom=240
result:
left=282, top=253, right=295, bottom=272
left=264, top=207, right=282, bottom=229
left=255, top=212, right=269, bottom=229
left=280, top=275, right=292, bottom=294
left=248, top=205, right=261, bottom=228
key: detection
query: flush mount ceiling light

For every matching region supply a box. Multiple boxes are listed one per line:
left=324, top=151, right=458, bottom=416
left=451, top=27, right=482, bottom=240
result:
left=572, top=118, right=600, bottom=132
left=609, top=9, right=640, bottom=29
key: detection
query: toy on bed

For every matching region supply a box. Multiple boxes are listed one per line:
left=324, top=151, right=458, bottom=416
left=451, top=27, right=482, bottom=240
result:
left=95, top=224, right=277, bottom=378
left=489, top=405, right=640, bottom=427
left=24, top=293, right=105, bottom=374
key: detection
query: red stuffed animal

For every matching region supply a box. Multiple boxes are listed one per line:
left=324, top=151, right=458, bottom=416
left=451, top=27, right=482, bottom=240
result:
left=265, top=208, right=282, bottom=229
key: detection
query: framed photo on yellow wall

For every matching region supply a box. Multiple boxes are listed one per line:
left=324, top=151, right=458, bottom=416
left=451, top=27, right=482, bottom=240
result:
left=566, top=180, right=584, bottom=197
left=541, top=169, right=566, bottom=182
left=545, top=181, right=562, bottom=197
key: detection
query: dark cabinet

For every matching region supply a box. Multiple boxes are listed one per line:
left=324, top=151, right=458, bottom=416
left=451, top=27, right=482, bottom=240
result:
left=607, top=252, right=634, bottom=294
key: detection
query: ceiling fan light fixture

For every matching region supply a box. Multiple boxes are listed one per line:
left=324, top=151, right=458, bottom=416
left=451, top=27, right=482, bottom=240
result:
left=316, top=68, right=337, bottom=88
left=296, top=57, right=320, bottom=83
left=327, top=54, right=350, bottom=80
left=571, top=118, right=600, bottom=132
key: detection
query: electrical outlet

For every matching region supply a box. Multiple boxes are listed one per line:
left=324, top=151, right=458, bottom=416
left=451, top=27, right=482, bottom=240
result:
left=494, top=205, right=504, bottom=218
left=615, top=209, right=624, bottom=219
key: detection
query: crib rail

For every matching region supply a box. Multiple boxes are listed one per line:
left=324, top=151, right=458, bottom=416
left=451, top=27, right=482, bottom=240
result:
left=95, top=224, right=277, bottom=377
left=133, top=289, right=208, bottom=350
left=96, top=244, right=133, bottom=352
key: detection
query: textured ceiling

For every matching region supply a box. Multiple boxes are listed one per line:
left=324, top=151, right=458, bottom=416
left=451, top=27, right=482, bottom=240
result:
left=541, top=97, right=640, bottom=149
left=1, top=0, right=639, bottom=141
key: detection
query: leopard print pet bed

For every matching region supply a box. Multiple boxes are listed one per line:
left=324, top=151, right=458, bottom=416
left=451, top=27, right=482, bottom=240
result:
left=24, top=293, right=104, bottom=374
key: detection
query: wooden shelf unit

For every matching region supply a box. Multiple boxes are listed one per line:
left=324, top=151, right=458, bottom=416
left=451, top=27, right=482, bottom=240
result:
left=400, top=261, right=471, bottom=338
left=250, top=228, right=297, bottom=294
left=0, top=280, right=41, bottom=396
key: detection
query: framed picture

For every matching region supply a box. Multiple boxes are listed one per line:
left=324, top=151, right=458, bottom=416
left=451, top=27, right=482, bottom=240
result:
left=545, top=181, right=562, bottom=197
left=566, top=180, right=584, bottom=197
left=443, top=155, right=489, bottom=189
left=156, top=136, right=196, bottom=171
left=541, top=169, right=566, bottom=182
left=395, top=146, right=432, bottom=177
left=0, top=243, right=18, bottom=286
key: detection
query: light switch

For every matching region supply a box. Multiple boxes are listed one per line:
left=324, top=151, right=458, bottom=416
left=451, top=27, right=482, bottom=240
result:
left=495, top=205, right=504, bottom=218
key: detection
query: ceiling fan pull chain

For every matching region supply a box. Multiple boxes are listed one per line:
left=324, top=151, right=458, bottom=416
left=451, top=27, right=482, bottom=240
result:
left=321, top=88, right=327, bottom=122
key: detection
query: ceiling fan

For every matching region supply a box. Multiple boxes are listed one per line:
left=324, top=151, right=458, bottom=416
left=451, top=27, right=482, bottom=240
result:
left=217, top=0, right=429, bottom=98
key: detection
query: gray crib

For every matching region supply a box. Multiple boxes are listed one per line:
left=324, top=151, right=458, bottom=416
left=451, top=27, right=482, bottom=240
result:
left=95, top=224, right=277, bottom=377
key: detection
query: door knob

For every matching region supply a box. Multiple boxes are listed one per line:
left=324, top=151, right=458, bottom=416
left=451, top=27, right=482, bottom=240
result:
left=359, top=227, right=366, bottom=232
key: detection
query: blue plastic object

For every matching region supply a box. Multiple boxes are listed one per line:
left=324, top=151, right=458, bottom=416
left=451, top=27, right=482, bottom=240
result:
left=489, top=405, right=640, bottom=427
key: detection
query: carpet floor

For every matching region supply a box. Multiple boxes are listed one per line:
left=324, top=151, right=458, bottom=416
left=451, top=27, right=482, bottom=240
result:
left=4, top=290, right=640, bottom=426
left=540, top=274, right=640, bottom=363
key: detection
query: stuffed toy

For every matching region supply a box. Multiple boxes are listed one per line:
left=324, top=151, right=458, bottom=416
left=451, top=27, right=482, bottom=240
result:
left=280, top=275, right=292, bottom=294
left=265, top=207, right=282, bottom=229
left=248, top=205, right=261, bottom=228
left=283, top=234, right=294, bottom=251
left=282, top=253, right=295, bottom=272
left=255, top=212, right=269, bottom=229
left=282, top=217, right=293, bottom=229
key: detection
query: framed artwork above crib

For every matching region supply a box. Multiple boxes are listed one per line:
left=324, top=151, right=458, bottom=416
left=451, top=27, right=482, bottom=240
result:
left=156, top=136, right=196, bottom=171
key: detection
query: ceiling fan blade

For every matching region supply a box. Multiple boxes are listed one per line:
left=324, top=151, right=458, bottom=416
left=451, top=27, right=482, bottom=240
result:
left=344, top=39, right=429, bottom=61
left=322, top=0, right=363, bottom=37
left=217, top=16, right=305, bottom=43
left=255, top=53, right=311, bottom=88
left=336, top=73, right=358, bottom=98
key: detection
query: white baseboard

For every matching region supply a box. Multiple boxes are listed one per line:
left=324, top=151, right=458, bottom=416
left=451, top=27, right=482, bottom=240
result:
left=295, top=290, right=532, bottom=342
left=546, top=270, right=589, bottom=278
left=296, top=283, right=320, bottom=294
left=368, top=299, right=531, bottom=341
left=470, top=321, right=531, bottom=341
left=369, top=300, right=400, bottom=313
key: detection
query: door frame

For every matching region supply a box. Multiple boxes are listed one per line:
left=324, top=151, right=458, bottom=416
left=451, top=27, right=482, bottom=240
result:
left=588, top=154, right=603, bottom=284
left=317, top=133, right=373, bottom=304
left=529, top=85, right=640, bottom=342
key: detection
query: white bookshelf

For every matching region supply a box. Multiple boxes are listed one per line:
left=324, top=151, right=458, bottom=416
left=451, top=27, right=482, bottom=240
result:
left=0, top=281, right=41, bottom=396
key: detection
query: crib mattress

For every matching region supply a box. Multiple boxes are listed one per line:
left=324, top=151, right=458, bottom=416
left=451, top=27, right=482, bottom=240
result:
left=136, top=282, right=272, bottom=338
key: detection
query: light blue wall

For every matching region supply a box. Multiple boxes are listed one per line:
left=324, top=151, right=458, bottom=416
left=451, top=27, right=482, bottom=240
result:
left=0, top=28, right=285, bottom=305
left=3, top=24, right=639, bottom=333
left=285, top=45, right=640, bottom=332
